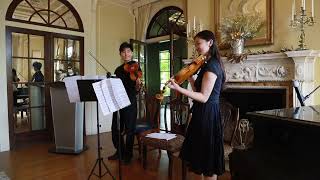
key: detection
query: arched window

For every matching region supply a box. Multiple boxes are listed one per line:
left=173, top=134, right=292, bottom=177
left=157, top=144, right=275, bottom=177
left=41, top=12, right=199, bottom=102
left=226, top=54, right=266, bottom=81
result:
left=146, top=6, right=186, bottom=39
left=6, top=0, right=84, bottom=32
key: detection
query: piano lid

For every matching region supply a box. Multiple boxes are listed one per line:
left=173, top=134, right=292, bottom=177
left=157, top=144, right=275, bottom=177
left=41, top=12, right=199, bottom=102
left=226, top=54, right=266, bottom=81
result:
left=248, top=105, right=320, bottom=126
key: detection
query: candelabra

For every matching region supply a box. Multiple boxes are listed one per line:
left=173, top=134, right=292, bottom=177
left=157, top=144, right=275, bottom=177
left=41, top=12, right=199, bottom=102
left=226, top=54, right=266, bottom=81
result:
left=290, top=7, right=315, bottom=50
left=186, top=17, right=203, bottom=59
left=187, top=29, right=199, bottom=59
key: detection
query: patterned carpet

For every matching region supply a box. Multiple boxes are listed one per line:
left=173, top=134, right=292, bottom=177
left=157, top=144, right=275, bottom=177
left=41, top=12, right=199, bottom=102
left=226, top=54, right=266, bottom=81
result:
left=0, top=171, right=9, bottom=180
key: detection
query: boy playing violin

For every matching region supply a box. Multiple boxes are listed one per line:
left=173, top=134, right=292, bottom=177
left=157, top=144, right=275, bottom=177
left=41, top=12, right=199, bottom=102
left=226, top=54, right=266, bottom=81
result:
left=108, top=42, right=142, bottom=164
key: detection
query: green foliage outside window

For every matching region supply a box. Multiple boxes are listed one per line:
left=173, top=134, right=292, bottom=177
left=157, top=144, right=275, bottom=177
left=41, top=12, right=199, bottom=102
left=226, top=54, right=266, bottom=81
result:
left=160, top=50, right=170, bottom=96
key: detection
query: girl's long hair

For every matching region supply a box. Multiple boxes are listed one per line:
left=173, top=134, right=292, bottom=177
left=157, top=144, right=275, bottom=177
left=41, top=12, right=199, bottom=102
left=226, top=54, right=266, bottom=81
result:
left=194, top=30, right=226, bottom=86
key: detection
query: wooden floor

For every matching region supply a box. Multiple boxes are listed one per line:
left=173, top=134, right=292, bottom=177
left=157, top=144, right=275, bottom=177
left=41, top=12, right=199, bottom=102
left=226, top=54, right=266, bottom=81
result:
left=0, top=133, right=231, bottom=180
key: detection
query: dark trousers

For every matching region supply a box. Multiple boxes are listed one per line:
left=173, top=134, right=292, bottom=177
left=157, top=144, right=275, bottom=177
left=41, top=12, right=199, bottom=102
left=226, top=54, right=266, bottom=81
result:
left=111, top=100, right=137, bottom=159
left=13, top=91, right=18, bottom=106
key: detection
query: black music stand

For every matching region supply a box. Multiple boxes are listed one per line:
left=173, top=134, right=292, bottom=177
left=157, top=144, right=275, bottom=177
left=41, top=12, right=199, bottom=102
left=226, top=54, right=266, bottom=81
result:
left=77, top=79, right=116, bottom=180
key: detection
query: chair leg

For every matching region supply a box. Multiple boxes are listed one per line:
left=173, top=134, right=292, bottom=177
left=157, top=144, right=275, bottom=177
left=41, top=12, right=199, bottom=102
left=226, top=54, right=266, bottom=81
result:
left=143, top=144, right=147, bottom=169
left=158, top=149, right=162, bottom=158
left=26, top=109, right=31, bottom=131
left=138, top=137, right=142, bottom=160
left=182, top=160, right=187, bottom=180
left=13, top=112, right=18, bottom=129
left=167, top=151, right=173, bottom=178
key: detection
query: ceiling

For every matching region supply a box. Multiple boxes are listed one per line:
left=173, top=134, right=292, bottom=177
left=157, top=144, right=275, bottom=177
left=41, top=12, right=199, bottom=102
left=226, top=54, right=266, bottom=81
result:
left=99, top=0, right=160, bottom=9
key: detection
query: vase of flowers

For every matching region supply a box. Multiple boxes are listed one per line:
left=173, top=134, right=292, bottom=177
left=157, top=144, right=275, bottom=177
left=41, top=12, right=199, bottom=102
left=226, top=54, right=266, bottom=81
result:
left=230, top=38, right=245, bottom=56
left=220, top=13, right=264, bottom=56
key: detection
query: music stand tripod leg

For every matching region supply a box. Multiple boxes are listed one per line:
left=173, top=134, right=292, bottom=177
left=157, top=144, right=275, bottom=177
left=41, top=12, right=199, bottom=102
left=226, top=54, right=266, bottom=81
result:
left=117, top=110, right=122, bottom=180
left=88, top=102, right=115, bottom=180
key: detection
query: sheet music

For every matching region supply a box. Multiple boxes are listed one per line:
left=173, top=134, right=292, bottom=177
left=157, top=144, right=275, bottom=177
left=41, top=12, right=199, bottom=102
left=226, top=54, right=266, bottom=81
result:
left=63, top=76, right=82, bottom=103
left=109, top=78, right=131, bottom=109
left=64, top=76, right=104, bottom=103
left=145, top=133, right=177, bottom=141
left=102, top=79, right=118, bottom=113
left=92, top=81, right=110, bottom=115
left=92, top=78, right=131, bottom=116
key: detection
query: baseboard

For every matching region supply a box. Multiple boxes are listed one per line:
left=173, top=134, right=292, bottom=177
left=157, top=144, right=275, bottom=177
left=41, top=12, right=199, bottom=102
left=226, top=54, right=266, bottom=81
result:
left=0, top=143, right=10, bottom=152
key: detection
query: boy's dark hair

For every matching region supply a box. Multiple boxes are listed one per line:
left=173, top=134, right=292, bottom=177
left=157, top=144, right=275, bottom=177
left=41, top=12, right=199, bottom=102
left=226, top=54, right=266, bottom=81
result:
left=32, top=61, right=42, bottom=70
left=119, top=42, right=133, bottom=53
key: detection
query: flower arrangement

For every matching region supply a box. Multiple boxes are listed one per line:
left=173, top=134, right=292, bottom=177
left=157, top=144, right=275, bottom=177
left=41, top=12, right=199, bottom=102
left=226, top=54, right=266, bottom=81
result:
left=220, top=13, right=265, bottom=43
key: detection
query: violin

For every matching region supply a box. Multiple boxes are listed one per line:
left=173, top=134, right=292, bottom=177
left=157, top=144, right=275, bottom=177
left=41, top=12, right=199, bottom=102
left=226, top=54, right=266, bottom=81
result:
left=156, top=54, right=206, bottom=100
left=124, top=61, right=142, bottom=81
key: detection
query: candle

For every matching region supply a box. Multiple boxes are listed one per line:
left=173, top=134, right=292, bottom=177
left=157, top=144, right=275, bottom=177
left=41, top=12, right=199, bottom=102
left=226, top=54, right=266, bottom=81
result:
left=302, top=0, right=305, bottom=10
left=193, top=16, right=196, bottom=31
left=292, top=0, right=295, bottom=20
left=187, top=22, right=190, bottom=36
left=312, top=0, right=314, bottom=17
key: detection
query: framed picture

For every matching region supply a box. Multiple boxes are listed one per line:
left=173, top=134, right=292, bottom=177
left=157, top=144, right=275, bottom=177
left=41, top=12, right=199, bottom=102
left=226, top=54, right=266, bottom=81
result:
left=214, top=0, right=274, bottom=48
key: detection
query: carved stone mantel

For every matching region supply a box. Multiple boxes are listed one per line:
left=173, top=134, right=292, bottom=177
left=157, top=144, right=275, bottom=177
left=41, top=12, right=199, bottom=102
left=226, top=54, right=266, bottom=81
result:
left=183, top=50, right=320, bottom=106
left=223, top=50, right=320, bottom=106
left=222, top=50, right=320, bottom=83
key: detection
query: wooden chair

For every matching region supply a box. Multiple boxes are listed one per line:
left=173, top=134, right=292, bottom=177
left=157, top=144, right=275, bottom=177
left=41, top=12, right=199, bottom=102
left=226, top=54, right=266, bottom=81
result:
left=134, top=94, right=162, bottom=159
left=140, top=98, right=190, bottom=179
left=230, top=118, right=254, bottom=150
left=13, top=87, right=30, bottom=129
left=220, top=98, right=240, bottom=160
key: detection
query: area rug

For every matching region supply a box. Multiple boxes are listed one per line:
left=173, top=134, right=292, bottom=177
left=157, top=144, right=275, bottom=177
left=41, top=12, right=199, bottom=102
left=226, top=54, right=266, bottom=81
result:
left=0, top=171, right=10, bottom=180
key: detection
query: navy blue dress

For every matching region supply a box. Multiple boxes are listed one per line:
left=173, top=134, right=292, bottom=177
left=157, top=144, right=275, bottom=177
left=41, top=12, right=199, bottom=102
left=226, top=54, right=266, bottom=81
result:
left=180, top=57, right=225, bottom=176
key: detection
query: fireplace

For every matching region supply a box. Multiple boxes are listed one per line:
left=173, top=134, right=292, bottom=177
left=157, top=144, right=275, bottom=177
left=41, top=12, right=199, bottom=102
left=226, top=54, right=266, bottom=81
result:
left=184, top=50, right=320, bottom=108
left=221, top=50, right=320, bottom=107
left=221, top=87, right=287, bottom=118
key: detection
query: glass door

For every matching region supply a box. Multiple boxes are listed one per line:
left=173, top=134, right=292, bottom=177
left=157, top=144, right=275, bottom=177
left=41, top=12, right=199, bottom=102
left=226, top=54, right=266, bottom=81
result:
left=53, top=36, right=82, bottom=82
left=10, top=31, right=49, bottom=136
left=7, top=27, right=84, bottom=148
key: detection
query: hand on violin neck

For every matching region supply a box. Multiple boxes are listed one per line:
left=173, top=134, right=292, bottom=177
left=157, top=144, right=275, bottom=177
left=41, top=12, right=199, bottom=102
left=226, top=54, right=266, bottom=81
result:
left=167, top=78, right=181, bottom=91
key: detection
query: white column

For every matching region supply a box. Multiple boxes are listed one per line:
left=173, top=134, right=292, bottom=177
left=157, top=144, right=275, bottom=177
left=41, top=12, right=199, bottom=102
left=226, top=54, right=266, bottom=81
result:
left=286, top=50, right=320, bottom=106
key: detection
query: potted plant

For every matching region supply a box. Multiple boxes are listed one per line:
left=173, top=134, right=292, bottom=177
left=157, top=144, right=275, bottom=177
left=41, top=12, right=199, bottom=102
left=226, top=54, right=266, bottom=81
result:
left=220, top=13, right=264, bottom=57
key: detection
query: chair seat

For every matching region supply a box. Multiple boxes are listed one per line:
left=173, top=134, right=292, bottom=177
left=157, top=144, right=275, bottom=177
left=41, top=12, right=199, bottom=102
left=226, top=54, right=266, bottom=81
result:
left=141, top=134, right=185, bottom=152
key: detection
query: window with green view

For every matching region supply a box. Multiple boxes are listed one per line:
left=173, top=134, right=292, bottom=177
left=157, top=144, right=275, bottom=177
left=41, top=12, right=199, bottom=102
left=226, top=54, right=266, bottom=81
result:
left=160, top=50, right=170, bottom=96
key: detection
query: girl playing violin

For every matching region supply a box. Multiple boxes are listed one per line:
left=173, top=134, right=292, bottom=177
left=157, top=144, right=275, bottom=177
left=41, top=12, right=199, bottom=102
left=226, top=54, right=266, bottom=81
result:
left=108, top=42, right=142, bottom=164
left=168, top=30, right=226, bottom=180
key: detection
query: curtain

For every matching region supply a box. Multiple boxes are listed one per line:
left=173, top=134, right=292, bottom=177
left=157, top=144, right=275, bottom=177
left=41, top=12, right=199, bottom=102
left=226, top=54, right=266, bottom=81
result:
left=135, top=4, right=152, bottom=41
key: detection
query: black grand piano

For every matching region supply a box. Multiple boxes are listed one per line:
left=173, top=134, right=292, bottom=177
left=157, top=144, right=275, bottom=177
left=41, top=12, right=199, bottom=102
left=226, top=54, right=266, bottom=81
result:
left=229, top=105, right=320, bottom=180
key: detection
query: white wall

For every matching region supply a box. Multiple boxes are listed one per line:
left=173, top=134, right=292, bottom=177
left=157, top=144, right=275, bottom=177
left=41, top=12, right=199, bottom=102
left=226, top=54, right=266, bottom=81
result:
left=0, top=0, right=97, bottom=152
left=96, top=1, right=135, bottom=74
left=95, top=0, right=135, bottom=133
